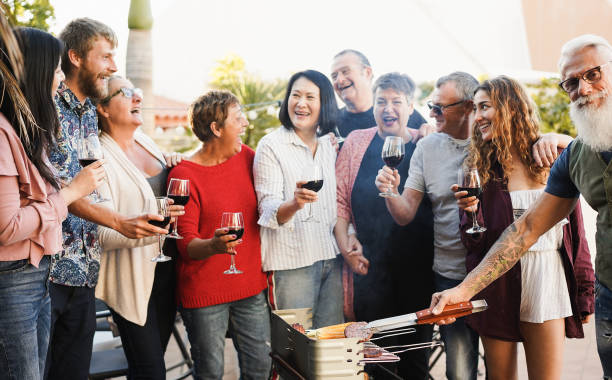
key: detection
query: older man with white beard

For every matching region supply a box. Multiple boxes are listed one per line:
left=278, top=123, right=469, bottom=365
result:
left=429, top=34, right=612, bottom=379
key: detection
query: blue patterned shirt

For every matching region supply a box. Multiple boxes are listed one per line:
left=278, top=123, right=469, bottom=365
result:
left=48, top=84, right=100, bottom=287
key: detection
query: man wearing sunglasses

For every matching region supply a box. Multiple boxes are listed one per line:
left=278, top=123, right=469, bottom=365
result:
left=377, top=71, right=574, bottom=380
left=330, top=49, right=433, bottom=139
left=430, top=34, right=612, bottom=380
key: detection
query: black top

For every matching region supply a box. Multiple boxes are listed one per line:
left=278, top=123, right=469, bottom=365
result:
left=336, top=107, right=428, bottom=138
left=146, top=165, right=170, bottom=197
left=351, top=132, right=434, bottom=322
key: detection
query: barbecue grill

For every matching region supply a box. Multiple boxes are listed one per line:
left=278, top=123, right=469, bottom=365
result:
left=270, top=301, right=488, bottom=379
left=271, top=309, right=419, bottom=379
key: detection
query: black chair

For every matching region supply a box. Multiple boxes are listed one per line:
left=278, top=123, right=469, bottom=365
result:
left=89, top=305, right=194, bottom=380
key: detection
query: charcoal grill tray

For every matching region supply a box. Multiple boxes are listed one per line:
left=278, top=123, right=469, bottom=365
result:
left=271, top=309, right=400, bottom=379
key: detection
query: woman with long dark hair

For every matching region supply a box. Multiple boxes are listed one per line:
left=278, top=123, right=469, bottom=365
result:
left=454, top=76, right=594, bottom=380
left=254, top=70, right=343, bottom=328
left=0, top=24, right=104, bottom=380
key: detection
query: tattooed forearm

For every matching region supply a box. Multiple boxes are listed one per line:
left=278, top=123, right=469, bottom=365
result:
left=463, top=222, right=531, bottom=295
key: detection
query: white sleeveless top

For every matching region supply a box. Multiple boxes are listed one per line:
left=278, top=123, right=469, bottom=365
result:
left=511, top=189, right=573, bottom=323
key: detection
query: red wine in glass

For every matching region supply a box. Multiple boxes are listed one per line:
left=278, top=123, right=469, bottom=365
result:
left=168, top=194, right=190, bottom=206
left=166, top=179, right=190, bottom=239
left=76, top=133, right=109, bottom=203
left=379, top=136, right=405, bottom=197
left=149, top=197, right=172, bottom=262
left=226, top=227, right=244, bottom=241
left=382, top=154, right=405, bottom=169
left=299, top=164, right=323, bottom=222
left=148, top=216, right=171, bottom=228
left=300, top=180, right=324, bottom=192
left=457, top=187, right=482, bottom=198
left=78, top=158, right=97, bottom=167
left=221, top=212, right=244, bottom=274
left=458, top=168, right=487, bottom=234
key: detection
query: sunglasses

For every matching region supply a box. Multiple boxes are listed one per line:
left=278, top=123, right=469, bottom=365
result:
left=558, top=61, right=611, bottom=93
left=101, top=87, right=143, bottom=104
left=427, top=99, right=467, bottom=116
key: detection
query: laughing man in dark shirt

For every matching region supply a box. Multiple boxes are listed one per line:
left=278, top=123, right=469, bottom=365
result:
left=330, top=49, right=433, bottom=138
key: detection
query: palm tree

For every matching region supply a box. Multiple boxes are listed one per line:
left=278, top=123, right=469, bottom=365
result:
left=126, top=0, right=154, bottom=135
left=210, top=54, right=287, bottom=148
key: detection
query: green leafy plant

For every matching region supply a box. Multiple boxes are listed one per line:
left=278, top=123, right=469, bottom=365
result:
left=210, top=54, right=287, bottom=148
left=1, top=0, right=54, bottom=31
left=527, top=77, right=575, bottom=137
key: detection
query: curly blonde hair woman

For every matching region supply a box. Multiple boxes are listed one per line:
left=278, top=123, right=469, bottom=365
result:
left=454, top=76, right=594, bottom=380
left=465, top=76, right=547, bottom=187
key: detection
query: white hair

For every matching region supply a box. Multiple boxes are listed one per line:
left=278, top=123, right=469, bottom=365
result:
left=570, top=90, right=612, bottom=151
left=559, top=34, right=612, bottom=68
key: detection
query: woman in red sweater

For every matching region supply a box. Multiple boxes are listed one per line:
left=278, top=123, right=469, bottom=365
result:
left=168, top=90, right=270, bottom=379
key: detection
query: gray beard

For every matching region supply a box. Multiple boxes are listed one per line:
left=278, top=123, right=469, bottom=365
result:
left=570, top=90, right=612, bottom=152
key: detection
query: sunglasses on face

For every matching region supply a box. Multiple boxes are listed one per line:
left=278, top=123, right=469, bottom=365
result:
left=558, top=61, right=611, bottom=93
left=101, top=87, right=143, bottom=103
left=427, top=99, right=467, bottom=116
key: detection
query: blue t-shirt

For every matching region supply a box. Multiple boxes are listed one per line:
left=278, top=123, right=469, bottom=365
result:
left=545, top=141, right=580, bottom=198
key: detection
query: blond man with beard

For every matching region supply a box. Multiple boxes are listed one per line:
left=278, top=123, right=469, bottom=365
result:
left=430, top=34, right=612, bottom=379
left=46, top=19, right=165, bottom=380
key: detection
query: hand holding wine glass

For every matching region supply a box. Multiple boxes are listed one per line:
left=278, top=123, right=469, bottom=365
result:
left=77, top=133, right=109, bottom=203
left=148, top=197, right=172, bottom=262
left=298, top=163, right=324, bottom=222
left=220, top=212, right=244, bottom=274
left=166, top=179, right=190, bottom=239
left=457, top=167, right=486, bottom=234
left=61, top=160, right=106, bottom=204
left=379, top=136, right=404, bottom=197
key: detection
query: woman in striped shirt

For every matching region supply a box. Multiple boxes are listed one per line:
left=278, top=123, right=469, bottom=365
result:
left=254, top=70, right=343, bottom=328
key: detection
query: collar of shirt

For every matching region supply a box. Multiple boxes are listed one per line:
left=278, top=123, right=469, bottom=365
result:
left=278, top=126, right=312, bottom=149
left=57, top=82, right=95, bottom=116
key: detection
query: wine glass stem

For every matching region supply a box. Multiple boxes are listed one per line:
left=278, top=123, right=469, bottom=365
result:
left=471, top=211, right=479, bottom=229
left=230, top=250, right=237, bottom=270
left=157, top=235, right=163, bottom=256
left=308, top=203, right=313, bottom=219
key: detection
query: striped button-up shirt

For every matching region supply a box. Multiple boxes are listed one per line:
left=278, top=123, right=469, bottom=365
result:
left=254, top=127, right=338, bottom=271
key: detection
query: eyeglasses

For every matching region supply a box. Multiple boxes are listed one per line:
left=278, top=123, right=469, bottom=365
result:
left=427, top=100, right=467, bottom=116
left=100, top=87, right=143, bottom=103
left=558, top=61, right=612, bottom=93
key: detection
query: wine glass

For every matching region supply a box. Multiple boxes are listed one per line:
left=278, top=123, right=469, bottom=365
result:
left=148, top=197, right=172, bottom=262
left=458, top=167, right=487, bottom=234
left=299, top=163, right=324, bottom=222
left=76, top=133, right=109, bottom=203
left=166, top=179, right=190, bottom=239
left=221, top=212, right=244, bottom=275
left=333, top=126, right=345, bottom=144
left=379, top=136, right=405, bottom=198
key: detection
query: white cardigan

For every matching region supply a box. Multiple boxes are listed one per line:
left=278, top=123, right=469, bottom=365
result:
left=95, top=130, right=166, bottom=326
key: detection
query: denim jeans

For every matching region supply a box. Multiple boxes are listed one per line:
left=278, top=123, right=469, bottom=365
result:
left=268, top=256, right=343, bottom=329
left=180, top=291, right=271, bottom=380
left=596, top=278, right=612, bottom=379
left=435, top=272, right=479, bottom=380
left=0, top=256, right=51, bottom=380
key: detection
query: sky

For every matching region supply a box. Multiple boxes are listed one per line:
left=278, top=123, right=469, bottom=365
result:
left=49, top=0, right=535, bottom=104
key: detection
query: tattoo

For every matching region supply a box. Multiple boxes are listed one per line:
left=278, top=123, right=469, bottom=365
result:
left=464, top=223, right=530, bottom=295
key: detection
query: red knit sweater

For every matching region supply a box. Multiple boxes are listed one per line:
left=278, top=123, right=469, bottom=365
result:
left=169, top=146, right=267, bottom=308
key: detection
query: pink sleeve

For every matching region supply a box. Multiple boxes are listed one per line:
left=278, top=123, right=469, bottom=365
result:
left=0, top=175, right=67, bottom=247
left=336, top=139, right=353, bottom=222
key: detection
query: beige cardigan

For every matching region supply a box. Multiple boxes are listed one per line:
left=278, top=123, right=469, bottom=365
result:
left=95, top=130, right=166, bottom=326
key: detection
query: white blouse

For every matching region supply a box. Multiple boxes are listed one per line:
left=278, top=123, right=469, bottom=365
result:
left=253, top=127, right=338, bottom=271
